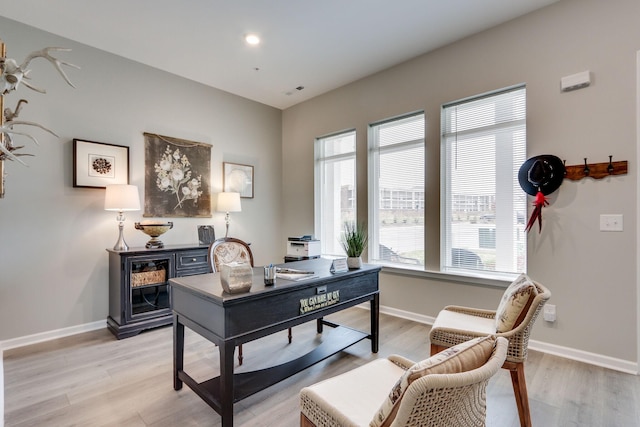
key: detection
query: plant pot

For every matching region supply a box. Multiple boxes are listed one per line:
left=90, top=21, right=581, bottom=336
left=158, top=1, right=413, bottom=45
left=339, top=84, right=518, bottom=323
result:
left=347, top=256, right=363, bottom=269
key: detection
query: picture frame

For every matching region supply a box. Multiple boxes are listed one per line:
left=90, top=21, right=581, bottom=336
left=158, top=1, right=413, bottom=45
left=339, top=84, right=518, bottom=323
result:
left=143, top=132, right=212, bottom=218
left=73, top=139, right=129, bottom=188
left=223, top=162, right=254, bottom=198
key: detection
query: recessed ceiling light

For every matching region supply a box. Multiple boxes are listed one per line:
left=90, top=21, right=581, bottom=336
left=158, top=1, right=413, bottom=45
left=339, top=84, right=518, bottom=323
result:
left=245, top=34, right=260, bottom=45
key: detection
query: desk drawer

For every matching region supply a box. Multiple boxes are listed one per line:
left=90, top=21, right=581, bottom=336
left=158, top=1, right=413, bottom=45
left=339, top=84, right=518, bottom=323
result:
left=225, top=273, right=378, bottom=337
left=176, top=249, right=209, bottom=273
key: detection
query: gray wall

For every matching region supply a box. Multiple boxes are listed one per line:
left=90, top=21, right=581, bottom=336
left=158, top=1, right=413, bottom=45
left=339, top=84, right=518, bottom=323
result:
left=282, top=0, right=640, bottom=362
left=2, top=0, right=639, bottom=366
left=0, top=17, right=283, bottom=340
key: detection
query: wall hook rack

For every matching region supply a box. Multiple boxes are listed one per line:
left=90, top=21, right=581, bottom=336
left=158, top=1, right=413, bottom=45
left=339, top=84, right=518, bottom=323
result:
left=563, top=156, right=628, bottom=181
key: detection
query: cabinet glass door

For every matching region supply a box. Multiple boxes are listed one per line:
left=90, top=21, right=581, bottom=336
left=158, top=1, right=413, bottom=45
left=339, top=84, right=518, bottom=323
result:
left=129, top=258, right=171, bottom=317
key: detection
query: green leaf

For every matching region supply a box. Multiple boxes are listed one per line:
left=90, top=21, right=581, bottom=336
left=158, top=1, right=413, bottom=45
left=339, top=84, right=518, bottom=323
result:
left=339, top=221, right=368, bottom=257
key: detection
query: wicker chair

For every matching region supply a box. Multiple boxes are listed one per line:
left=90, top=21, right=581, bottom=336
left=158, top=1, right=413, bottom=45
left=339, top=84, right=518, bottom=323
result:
left=429, top=280, right=551, bottom=427
left=300, top=336, right=508, bottom=427
left=208, top=237, right=292, bottom=365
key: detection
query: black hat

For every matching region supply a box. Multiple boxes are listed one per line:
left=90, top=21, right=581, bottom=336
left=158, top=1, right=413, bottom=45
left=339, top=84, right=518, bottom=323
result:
left=518, top=155, right=565, bottom=196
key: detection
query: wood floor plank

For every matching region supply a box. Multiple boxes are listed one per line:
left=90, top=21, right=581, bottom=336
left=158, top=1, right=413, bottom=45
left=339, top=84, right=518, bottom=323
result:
left=4, top=307, right=640, bottom=426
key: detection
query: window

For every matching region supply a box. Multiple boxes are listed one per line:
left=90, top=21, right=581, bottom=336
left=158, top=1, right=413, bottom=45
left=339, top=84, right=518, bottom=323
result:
left=368, top=112, right=425, bottom=266
left=441, top=85, right=526, bottom=276
left=314, top=130, right=357, bottom=256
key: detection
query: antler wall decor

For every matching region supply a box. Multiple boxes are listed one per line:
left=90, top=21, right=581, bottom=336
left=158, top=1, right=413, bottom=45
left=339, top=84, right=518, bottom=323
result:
left=0, top=38, right=79, bottom=198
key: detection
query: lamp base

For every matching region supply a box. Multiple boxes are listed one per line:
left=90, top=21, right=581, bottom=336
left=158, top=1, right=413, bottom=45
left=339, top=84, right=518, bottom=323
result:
left=113, top=221, right=129, bottom=251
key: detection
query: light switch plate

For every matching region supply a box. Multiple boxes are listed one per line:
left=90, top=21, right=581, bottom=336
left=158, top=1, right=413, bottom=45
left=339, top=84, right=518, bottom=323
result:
left=600, top=214, right=623, bottom=231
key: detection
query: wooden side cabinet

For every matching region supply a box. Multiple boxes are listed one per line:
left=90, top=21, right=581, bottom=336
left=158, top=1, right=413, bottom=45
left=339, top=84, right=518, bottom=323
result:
left=107, top=245, right=210, bottom=339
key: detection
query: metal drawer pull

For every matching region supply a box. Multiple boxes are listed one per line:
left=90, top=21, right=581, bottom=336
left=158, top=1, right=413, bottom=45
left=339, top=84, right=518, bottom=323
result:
left=192, top=258, right=197, bottom=262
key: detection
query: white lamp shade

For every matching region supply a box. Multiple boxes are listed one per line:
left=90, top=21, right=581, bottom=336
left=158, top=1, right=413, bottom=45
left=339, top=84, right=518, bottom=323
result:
left=104, top=184, right=141, bottom=211
left=217, top=192, right=241, bottom=212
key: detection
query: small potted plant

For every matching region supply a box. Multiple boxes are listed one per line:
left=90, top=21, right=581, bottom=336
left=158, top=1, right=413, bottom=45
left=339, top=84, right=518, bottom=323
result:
left=340, top=221, right=368, bottom=269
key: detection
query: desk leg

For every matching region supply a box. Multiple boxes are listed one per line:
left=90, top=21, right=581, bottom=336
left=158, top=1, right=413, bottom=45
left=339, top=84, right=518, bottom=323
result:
left=173, top=314, right=184, bottom=390
left=316, top=317, right=323, bottom=333
left=220, top=340, right=236, bottom=427
left=371, top=293, right=379, bottom=353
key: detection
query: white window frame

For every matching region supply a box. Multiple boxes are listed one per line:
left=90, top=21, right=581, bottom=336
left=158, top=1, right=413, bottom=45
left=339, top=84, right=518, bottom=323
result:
left=441, top=85, right=527, bottom=279
left=314, top=129, right=357, bottom=257
left=368, top=111, right=425, bottom=268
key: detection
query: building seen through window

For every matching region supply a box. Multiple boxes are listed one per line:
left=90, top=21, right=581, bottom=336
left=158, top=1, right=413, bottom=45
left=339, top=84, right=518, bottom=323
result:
left=314, top=130, right=357, bottom=256
left=442, top=85, right=527, bottom=275
left=368, top=112, right=425, bottom=266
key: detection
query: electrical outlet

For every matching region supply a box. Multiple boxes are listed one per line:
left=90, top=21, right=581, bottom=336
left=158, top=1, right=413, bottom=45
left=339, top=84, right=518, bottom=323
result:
left=543, top=304, right=556, bottom=322
left=600, top=214, right=623, bottom=231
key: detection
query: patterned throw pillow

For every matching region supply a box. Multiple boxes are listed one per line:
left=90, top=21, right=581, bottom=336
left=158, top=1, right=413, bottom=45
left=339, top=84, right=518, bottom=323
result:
left=370, top=336, right=496, bottom=427
left=495, top=273, right=538, bottom=333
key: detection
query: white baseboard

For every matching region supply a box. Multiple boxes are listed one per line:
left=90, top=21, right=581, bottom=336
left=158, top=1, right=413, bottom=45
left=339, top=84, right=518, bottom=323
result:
left=528, top=339, right=638, bottom=375
left=378, top=304, right=437, bottom=325
left=0, top=320, right=106, bottom=351
left=3, top=307, right=638, bottom=375
left=371, top=304, right=639, bottom=375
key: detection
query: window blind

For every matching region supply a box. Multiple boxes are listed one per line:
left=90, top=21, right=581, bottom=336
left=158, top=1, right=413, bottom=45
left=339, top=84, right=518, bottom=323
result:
left=442, top=86, right=526, bottom=275
left=314, top=130, right=357, bottom=256
left=369, top=112, right=425, bottom=266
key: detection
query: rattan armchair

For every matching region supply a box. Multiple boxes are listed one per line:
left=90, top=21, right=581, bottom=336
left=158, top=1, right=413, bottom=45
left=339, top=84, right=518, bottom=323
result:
left=300, top=337, right=508, bottom=427
left=429, top=280, right=551, bottom=427
left=208, top=237, right=293, bottom=365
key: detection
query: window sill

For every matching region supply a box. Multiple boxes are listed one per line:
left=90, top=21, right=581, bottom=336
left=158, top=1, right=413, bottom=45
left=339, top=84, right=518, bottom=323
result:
left=373, top=262, right=516, bottom=289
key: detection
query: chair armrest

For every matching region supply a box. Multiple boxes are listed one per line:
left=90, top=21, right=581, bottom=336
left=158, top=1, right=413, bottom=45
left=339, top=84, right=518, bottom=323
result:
left=443, top=305, right=496, bottom=319
left=387, top=354, right=415, bottom=369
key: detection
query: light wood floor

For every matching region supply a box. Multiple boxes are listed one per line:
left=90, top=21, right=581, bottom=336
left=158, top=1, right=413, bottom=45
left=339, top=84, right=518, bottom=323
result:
left=4, top=308, right=640, bottom=426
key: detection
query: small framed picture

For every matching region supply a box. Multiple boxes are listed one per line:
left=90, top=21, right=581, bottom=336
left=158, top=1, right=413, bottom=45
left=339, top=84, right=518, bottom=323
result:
left=73, top=139, right=129, bottom=188
left=223, top=162, right=254, bottom=198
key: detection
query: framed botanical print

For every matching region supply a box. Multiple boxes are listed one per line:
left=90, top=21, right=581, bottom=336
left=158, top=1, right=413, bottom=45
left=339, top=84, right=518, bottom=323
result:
left=143, top=132, right=212, bottom=218
left=73, top=139, right=129, bottom=188
left=223, top=162, right=254, bottom=198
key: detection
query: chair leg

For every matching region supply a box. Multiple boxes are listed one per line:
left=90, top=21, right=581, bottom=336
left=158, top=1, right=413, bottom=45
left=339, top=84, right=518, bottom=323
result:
left=430, top=343, right=447, bottom=356
left=288, top=327, right=293, bottom=344
left=300, top=413, right=316, bottom=427
left=506, top=361, right=532, bottom=427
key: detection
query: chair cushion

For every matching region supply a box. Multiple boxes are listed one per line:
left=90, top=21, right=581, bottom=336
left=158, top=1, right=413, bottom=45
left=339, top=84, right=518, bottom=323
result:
left=495, top=273, right=538, bottom=333
left=431, top=308, right=497, bottom=335
left=370, top=335, right=496, bottom=427
left=300, top=358, right=407, bottom=427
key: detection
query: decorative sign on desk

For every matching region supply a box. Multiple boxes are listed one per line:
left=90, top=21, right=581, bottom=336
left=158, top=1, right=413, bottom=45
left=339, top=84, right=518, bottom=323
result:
left=330, top=258, right=349, bottom=274
left=300, top=290, right=340, bottom=314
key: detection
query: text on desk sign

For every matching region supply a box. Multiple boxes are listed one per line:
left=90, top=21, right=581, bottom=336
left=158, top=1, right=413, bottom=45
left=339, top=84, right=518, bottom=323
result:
left=300, top=290, right=340, bottom=314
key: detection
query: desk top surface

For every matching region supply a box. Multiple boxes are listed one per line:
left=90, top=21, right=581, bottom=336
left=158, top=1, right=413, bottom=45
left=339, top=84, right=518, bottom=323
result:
left=169, top=258, right=380, bottom=306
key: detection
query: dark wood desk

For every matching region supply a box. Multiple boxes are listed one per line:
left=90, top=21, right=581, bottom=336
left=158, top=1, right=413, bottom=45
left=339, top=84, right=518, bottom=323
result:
left=169, top=258, right=380, bottom=427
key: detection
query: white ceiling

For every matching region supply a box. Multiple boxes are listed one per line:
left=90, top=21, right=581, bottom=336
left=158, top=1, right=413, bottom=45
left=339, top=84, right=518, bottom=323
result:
left=0, top=0, right=559, bottom=110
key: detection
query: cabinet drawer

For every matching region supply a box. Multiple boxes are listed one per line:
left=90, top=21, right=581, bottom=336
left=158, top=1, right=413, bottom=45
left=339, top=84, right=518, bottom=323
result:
left=176, top=249, right=209, bottom=272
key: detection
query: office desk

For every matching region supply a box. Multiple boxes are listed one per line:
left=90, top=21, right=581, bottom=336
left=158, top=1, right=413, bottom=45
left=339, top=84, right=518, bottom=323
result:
left=170, top=258, right=380, bottom=427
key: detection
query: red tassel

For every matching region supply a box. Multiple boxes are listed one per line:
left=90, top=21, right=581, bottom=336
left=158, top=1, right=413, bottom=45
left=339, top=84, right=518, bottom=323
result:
left=525, top=191, right=549, bottom=233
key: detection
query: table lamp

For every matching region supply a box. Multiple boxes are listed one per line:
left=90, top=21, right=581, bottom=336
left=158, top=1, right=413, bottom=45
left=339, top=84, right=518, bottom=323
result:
left=217, top=192, right=241, bottom=238
left=105, top=184, right=141, bottom=251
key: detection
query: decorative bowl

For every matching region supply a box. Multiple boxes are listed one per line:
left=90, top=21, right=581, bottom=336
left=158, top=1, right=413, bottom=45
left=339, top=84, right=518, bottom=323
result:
left=134, top=222, right=173, bottom=249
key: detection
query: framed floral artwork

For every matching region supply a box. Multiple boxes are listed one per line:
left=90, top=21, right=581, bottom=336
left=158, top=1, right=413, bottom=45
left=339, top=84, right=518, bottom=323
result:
left=143, top=133, right=212, bottom=218
left=223, top=162, right=254, bottom=198
left=73, top=139, right=129, bottom=188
